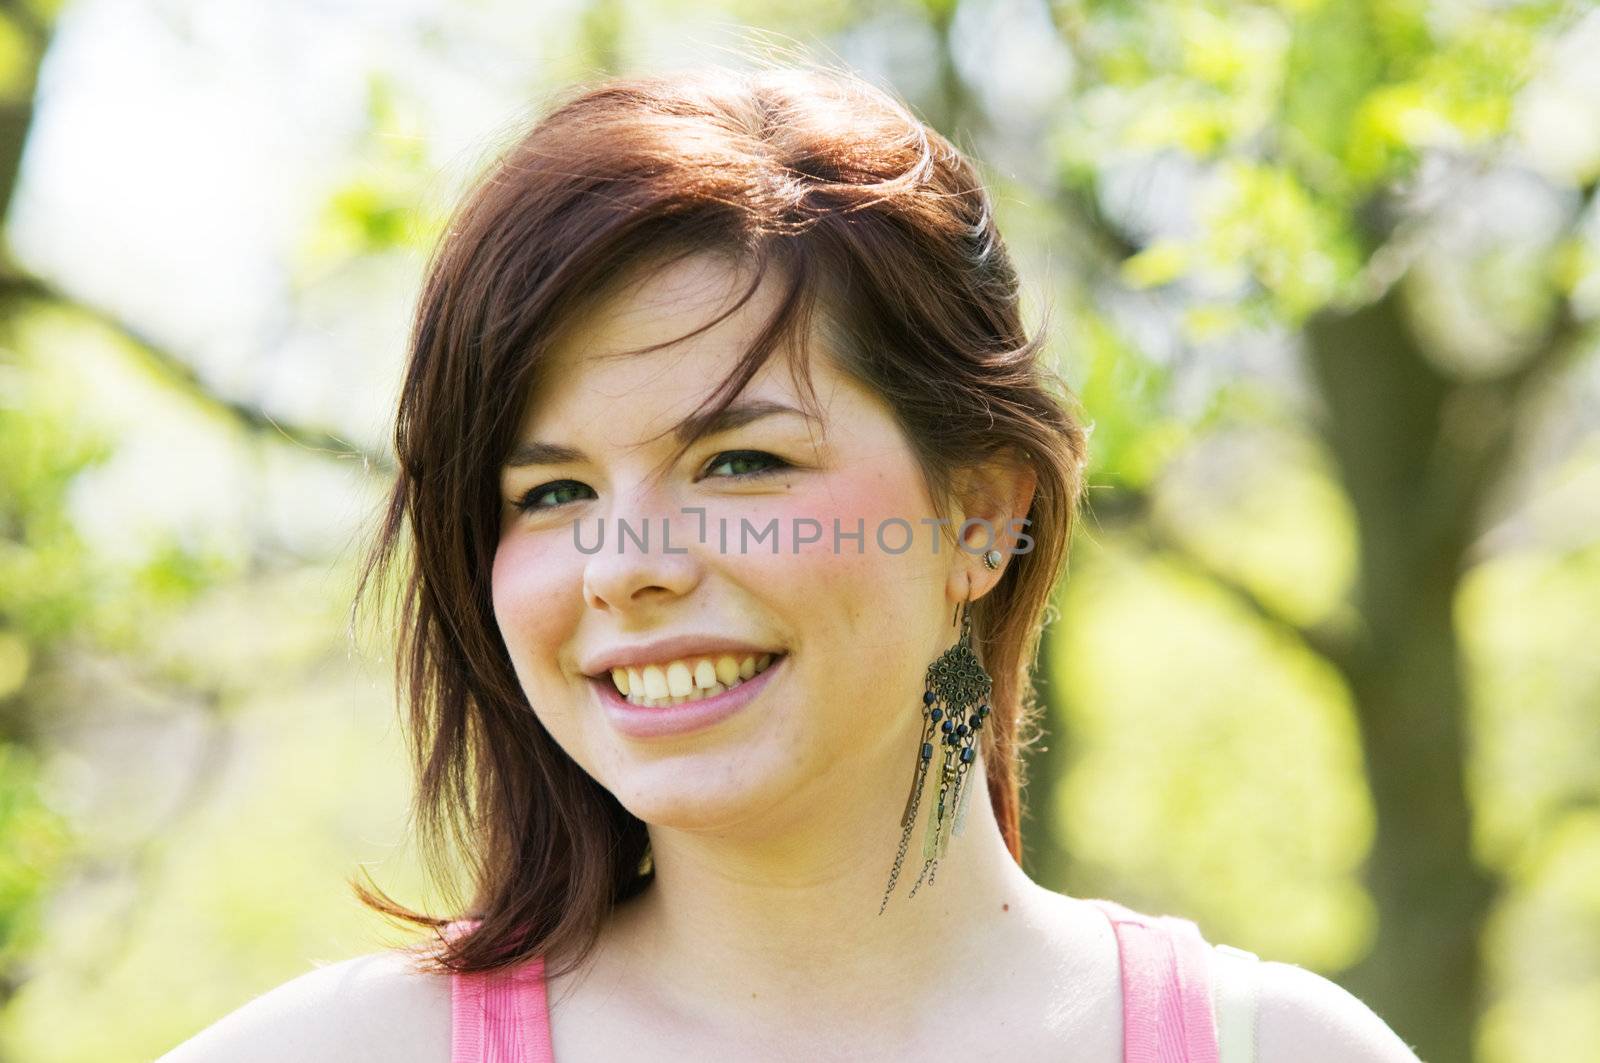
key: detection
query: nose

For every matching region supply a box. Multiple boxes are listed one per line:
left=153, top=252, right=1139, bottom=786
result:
left=581, top=504, right=703, bottom=613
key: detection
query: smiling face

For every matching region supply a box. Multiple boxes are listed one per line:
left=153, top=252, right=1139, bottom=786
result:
left=491, top=252, right=967, bottom=841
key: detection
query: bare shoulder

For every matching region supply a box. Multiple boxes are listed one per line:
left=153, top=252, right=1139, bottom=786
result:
left=157, top=948, right=453, bottom=1063
left=1255, top=960, right=1422, bottom=1063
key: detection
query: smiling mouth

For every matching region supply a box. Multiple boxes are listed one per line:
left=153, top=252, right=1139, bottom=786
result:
left=599, top=652, right=785, bottom=708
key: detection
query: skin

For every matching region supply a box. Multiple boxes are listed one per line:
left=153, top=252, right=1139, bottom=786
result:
left=158, top=253, right=1420, bottom=1062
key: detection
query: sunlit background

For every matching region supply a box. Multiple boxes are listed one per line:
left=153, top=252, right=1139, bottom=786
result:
left=1, top=1, right=1597, bottom=1060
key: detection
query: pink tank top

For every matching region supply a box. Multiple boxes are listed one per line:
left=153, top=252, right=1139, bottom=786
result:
left=448, top=898, right=1219, bottom=1062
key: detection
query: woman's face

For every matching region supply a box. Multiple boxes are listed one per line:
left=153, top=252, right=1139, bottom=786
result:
left=492, top=253, right=965, bottom=842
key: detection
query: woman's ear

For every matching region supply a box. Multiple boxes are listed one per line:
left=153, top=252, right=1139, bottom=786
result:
left=952, top=448, right=1037, bottom=584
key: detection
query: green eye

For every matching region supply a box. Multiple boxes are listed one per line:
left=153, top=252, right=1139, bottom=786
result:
left=515, top=480, right=593, bottom=512
left=705, top=450, right=789, bottom=478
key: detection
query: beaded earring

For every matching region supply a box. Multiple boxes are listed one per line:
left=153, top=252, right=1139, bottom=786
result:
left=878, top=596, right=993, bottom=914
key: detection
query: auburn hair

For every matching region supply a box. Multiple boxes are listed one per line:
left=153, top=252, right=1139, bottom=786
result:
left=353, top=63, right=1090, bottom=978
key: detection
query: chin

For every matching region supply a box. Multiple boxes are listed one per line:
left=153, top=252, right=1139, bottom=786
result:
left=601, top=748, right=800, bottom=835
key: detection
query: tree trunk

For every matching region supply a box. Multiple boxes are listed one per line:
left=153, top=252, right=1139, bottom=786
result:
left=1304, top=284, right=1499, bottom=1063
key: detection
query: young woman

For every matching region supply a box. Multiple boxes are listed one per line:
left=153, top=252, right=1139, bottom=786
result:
left=164, top=65, right=1419, bottom=1062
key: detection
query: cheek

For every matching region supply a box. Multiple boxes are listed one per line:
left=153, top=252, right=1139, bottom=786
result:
left=800, top=463, right=939, bottom=582
left=748, top=465, right=941, bottom=652
left=490, top=531, right=574, bottom=669
left=772, top=472, right=939, bottom=747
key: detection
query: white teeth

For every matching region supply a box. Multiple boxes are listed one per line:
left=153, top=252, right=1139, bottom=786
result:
left=686, top=682, right=725, bottom=703
left=611, top=652, right=780, bottom=707
left=694, top=660, right=718, bottom=689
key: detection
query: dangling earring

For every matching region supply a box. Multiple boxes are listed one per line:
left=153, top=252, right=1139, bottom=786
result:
left=878, top=594, right=993, bottom=914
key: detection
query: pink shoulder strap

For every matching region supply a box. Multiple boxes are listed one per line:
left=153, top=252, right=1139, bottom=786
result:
left=450, top=958, right=554, bottom=1063
left=1086, top=898, right=1219, bottom=1063
left=440, top=920, right=555, bottom=1063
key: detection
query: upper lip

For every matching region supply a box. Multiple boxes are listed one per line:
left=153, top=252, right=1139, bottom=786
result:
left=580, top=635, right=785, bottom=678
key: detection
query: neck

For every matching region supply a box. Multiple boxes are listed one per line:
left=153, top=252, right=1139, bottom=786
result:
left=591, top=756, right=1052, bottom=1037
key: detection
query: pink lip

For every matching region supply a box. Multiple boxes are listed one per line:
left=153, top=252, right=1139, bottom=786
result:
left=592, top=655, right=786, bottom=740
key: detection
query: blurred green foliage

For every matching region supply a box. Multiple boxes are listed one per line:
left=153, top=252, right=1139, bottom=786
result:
left=0, top=745, right=68, bottom=975
left=0, top=334, right=105, bottom=982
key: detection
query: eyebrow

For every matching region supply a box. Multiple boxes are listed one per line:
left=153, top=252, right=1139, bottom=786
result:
left=503, top=398, right=819, bottom=469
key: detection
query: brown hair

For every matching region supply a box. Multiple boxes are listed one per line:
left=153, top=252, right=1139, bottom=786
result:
left=354, top=63, right=1089, bottom=977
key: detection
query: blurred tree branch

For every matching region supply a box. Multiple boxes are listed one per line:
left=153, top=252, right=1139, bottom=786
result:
left=1085, top=483, right=1363, bottom=678
left=0, top=271, right=395, bottom=474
